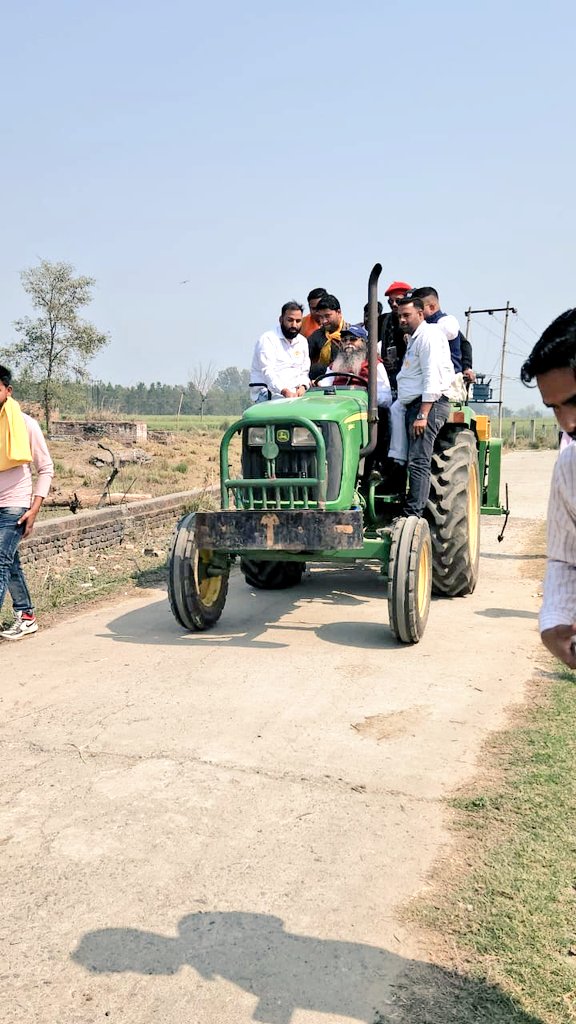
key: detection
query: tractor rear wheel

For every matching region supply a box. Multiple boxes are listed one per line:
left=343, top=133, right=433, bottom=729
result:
left=387, top=515, right=432, bottom=643
left=168, top=512, right=229, bottom=630
left=426, top=428, right=480, bottom=597
left=240, top=558, right=304, bottom=590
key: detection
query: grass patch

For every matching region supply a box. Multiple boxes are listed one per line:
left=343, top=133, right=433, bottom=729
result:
left=403, top=666, right=576, bottom=1023
left=392, top=518, right=576, bottom=1022
left=143, top=414, right=232, bottom=432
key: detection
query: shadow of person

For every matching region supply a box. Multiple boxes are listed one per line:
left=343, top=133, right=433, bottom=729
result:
left=72, top=910, right=544, bottom=1024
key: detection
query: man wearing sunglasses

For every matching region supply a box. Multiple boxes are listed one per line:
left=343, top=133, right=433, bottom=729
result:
left=381, top=280, right=412, bottom=391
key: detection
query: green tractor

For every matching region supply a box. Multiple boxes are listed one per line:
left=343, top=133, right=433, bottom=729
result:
left=169, top=265, right=506, bottom=644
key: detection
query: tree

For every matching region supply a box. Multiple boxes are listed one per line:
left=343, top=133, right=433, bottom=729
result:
left=215, top=366, right=244, bottom=393
left=3, top=260, right=109, bottom=433
left=189, top=362, right=217, bottom=420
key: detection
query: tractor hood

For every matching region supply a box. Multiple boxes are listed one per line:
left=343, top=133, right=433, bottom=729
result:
left=241, top=388, right=368, bottom=426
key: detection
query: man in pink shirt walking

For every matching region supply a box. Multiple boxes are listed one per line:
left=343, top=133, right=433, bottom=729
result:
left=0, top=364, right=54, bottom=640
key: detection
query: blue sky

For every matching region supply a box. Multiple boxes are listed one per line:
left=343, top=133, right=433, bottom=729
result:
left=1, top=0, right=574, bottom=409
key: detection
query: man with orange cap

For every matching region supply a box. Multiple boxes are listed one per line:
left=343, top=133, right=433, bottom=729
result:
left=381, top=280, right=412, bottom=391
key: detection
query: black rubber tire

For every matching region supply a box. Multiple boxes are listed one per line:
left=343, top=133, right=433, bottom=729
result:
left=168, top=512, right=229, bottom=630
left=426, top=428, right=480, bottom=597
left=240, top=558, right=304, bottom=590
left=387, top=515, right=432, bottom=643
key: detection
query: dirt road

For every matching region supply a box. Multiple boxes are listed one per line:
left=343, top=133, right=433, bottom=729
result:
left=1, top=450, right=556, bottom=1024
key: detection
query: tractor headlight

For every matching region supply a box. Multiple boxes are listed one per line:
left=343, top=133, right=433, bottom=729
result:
left=291, top=427, right=315, bottom=447
left=247, top=427, right=267, bottom=446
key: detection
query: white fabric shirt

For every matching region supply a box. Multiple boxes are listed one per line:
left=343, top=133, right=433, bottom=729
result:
left=540, top=443, right=576, bottom=632
left=250, top=326, right=310, bottom=401
left=396, top=320, right=455, bottom=404
left=317, top=362, right=392, bottom=407
left=435, top=312, right=461, bottom=342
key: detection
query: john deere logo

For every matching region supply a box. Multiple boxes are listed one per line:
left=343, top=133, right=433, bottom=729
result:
left=276, top=429, right=290, bottom=442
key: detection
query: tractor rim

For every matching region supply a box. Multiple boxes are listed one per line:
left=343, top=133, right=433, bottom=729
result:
left=417, top=538, right=430, bottom=616
left=468, top=465, right=480, bottom=565
left=198, top=550, right=222, bottom=608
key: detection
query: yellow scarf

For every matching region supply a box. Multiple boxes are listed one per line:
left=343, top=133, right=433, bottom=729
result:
left=0, top=396, right=32, bottom=471
left=319, top=318, right=346, bottom=367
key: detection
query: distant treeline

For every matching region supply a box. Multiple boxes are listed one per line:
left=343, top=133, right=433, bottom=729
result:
left=13, top=369, right=548, bottom=422
left=14, top=367, right=252, bottom=417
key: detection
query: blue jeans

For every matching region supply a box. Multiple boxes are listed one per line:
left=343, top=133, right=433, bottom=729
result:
left=404, top=398, right=450, bottom=516
left=0, top=507, right=33, bottom=615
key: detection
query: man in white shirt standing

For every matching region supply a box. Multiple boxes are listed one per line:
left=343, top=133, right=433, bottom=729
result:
left=389, top=296, right=455, bottom=516
left=411, top=285, right=476, bottom=391
left=520, top=309, right=576, bottom=669
left=250, top=302, right=310, bottom=402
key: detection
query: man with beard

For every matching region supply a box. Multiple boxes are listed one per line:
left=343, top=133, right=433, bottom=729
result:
left=317, top=326, right=392, bottom=407
left=388, top=297, right=454, bottom=515
left=250, top=301, right=311, bottom=402
left=521, top=309, right=576, bottom=669
left=307, top=294, right=349, bottom=379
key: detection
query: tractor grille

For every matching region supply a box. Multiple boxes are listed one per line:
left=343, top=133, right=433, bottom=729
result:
left=236, top=421, right=343, bottom=509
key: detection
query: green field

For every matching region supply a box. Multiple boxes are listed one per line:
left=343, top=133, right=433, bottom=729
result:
left=142, top=414, right=237, bottom=432
left=140, top=412, right=559, bottom=447
left=496, top=416, right=558, bottom=444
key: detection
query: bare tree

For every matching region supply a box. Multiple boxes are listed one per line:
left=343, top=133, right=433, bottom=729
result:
left=2, top=260, right=109, bottom=434
left=189, top=362, right=217, bottom=420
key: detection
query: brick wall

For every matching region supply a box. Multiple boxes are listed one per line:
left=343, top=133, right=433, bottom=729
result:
left=20, top=489, right=215, bottom=568
left=51, top=421, right=148, bottom=443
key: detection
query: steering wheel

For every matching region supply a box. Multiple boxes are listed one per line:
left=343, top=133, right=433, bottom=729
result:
left=314, top=371, right=368, bottom=388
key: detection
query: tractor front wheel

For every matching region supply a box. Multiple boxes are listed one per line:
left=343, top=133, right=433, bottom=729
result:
left=168, top=512, right=229, bottom=630
left=240, top=558, right=304, bottom=590
left=426, top=428, right=480, bottom=596
left=387, top=515, right=432, bottom=643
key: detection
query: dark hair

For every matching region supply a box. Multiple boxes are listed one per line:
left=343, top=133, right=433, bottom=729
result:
left=411, top=286, right=439, bottom=302
left=281, top=301, right=304, bottom=317
left=315, top=294, right=341, bottom=312
left=397, top=296, right=424, bottom=311
left=363, top=301, right=383, bottom=315
left=307, top=287, right=327, bottom=303
left=0, top=365, right=12, bottom=387
left=521, top=309, right=576, bottom=384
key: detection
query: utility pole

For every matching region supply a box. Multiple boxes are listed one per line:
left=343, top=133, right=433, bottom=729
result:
left=497, top=302, right=514, bottom=436
left=465, top=303, right=517, bottom=435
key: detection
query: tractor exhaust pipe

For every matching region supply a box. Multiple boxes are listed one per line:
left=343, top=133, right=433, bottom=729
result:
left=360, top=262, right=382, bottom=458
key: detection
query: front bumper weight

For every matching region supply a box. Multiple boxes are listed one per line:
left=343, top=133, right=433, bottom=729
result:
left=194, top=509, right=364, bottom=552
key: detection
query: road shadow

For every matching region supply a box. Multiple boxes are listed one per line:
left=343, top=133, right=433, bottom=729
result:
left=101, top=566, right=412, bottom=652
left=476, top=607, right=539, bottom=620
left=72, top=910, right=544, bottom=1024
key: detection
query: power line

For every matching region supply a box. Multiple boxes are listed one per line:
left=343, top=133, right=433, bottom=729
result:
left=515, top=314, right=540, bottom=337
left=489, top=313, right=534, bottom=355
left=465, top=302, right=517, bottom=436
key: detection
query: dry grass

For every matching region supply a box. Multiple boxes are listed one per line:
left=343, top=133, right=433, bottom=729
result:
left=395, top=521, right=576, bottom=1023
left=41, top=429, right=241, bottom=517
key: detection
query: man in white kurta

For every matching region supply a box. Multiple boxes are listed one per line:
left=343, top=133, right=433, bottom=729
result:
left=250, top=302, right=310, bottom=402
